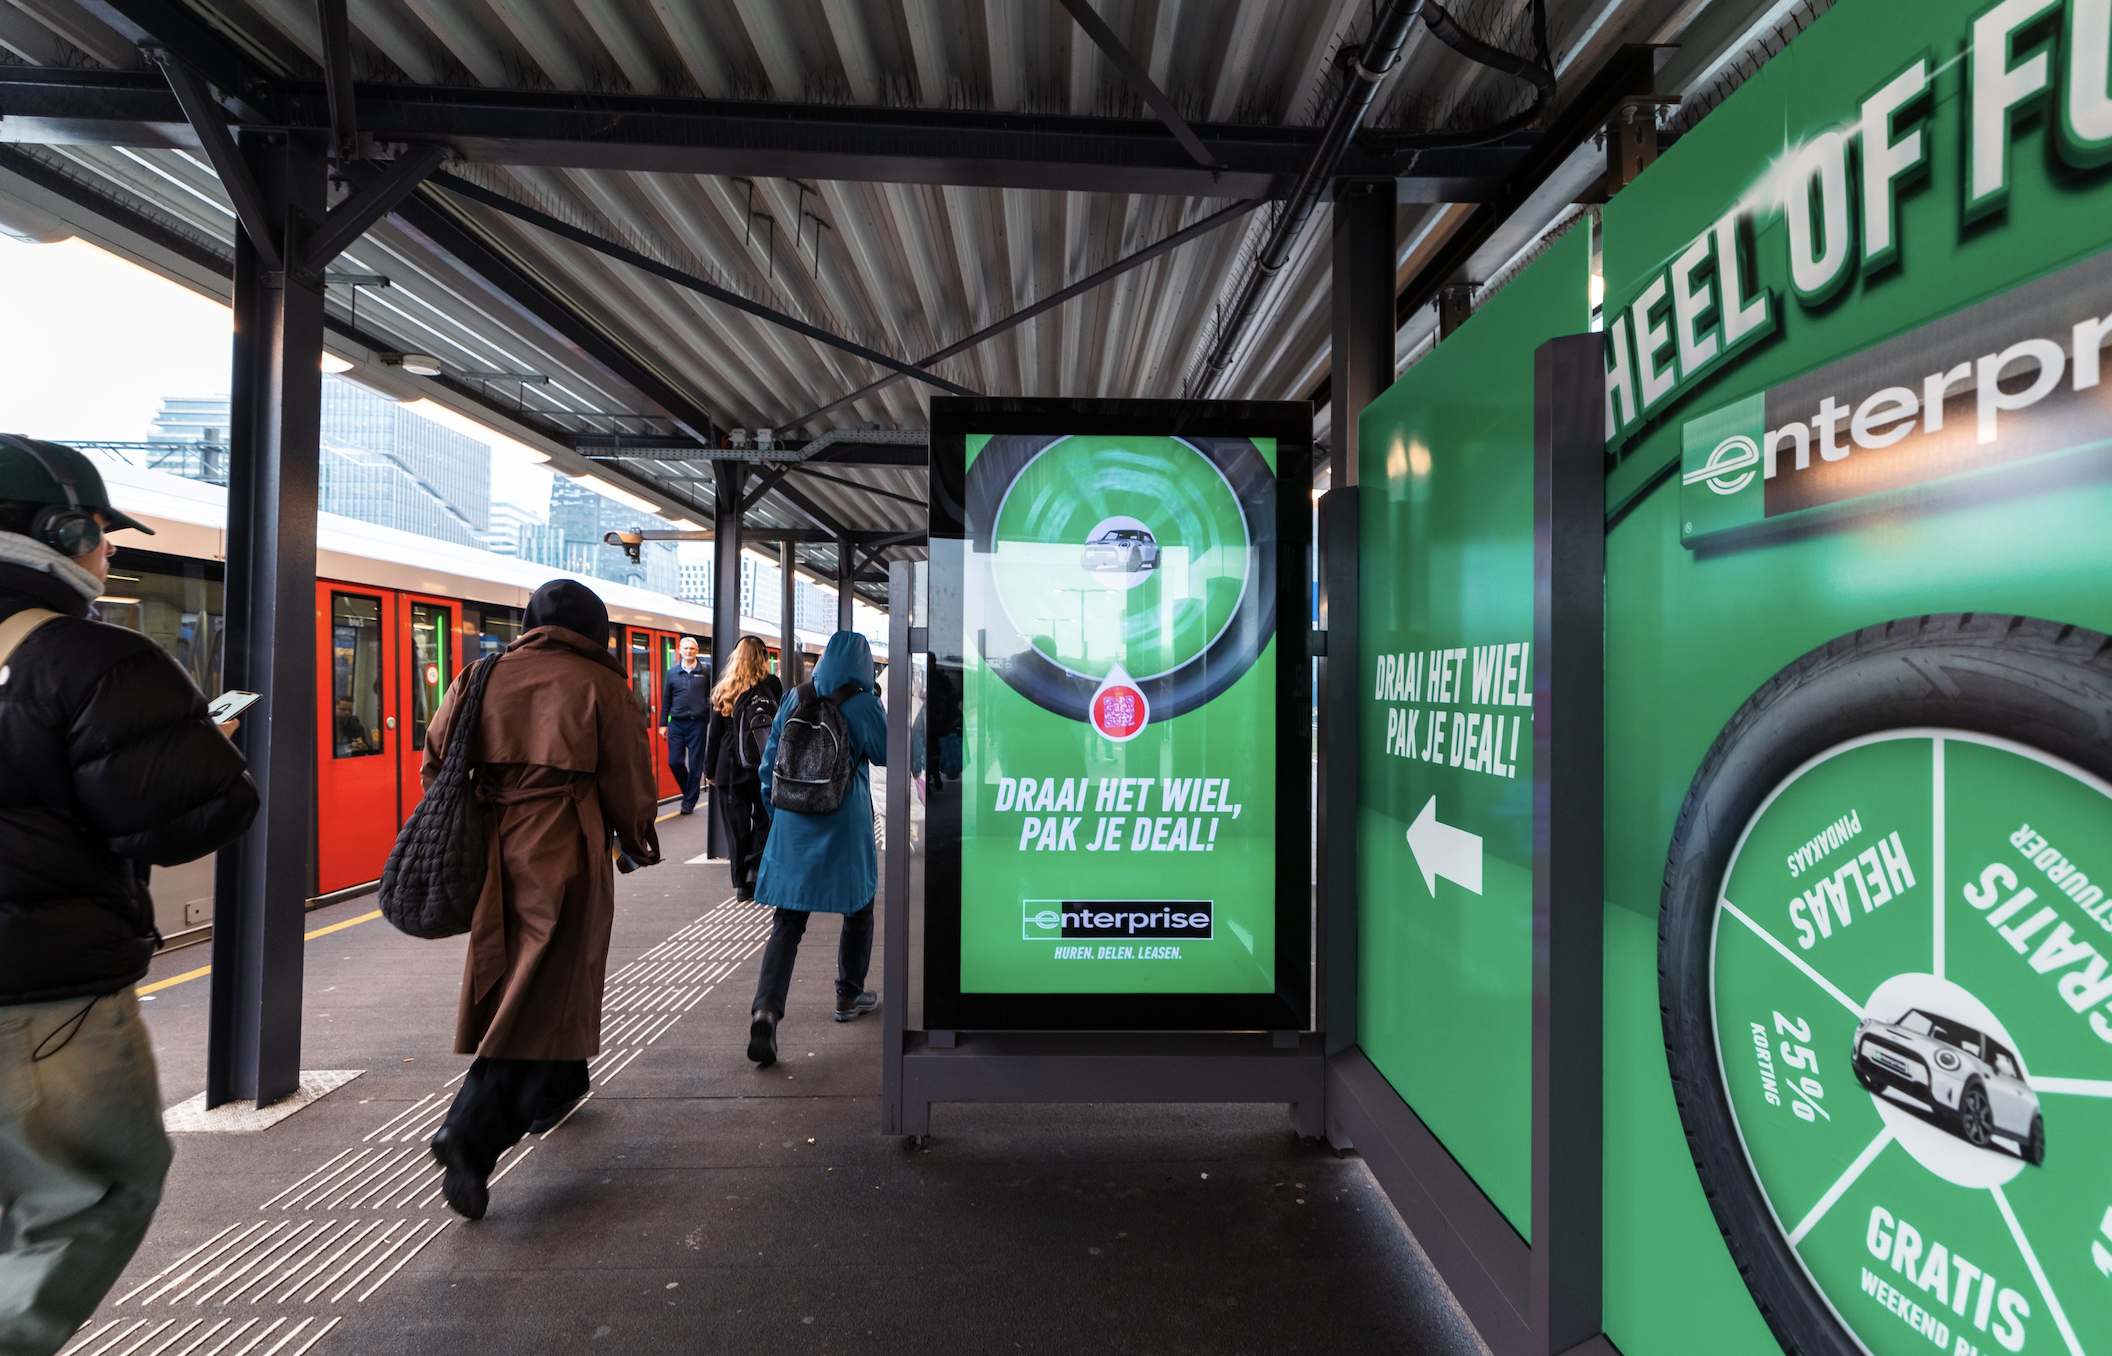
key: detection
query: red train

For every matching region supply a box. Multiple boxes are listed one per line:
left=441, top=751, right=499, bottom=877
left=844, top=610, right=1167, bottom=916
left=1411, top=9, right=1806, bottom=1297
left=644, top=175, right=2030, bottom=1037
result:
left=89, top=453, right=820, bottom=939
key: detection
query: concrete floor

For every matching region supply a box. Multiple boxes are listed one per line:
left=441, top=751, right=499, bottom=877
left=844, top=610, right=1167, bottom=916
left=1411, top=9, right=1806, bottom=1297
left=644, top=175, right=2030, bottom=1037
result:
left=67, top=811, right=1488, bottom=1356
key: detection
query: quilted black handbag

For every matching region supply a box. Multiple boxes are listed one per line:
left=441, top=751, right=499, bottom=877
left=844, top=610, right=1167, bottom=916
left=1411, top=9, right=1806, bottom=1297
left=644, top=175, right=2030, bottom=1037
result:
left=378, top=654, right=500, bottom=938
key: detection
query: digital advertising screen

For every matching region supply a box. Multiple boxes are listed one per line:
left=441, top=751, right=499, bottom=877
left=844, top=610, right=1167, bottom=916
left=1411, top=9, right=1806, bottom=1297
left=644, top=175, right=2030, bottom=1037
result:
left=926, top=399, right=1310, bottom=1031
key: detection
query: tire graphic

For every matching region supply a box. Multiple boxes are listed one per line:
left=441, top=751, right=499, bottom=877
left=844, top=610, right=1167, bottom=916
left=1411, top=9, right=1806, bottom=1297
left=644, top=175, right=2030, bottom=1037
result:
left=965, top=433, right=1276, bottom=724
left=1661, top=615, right=2112, bottom=1356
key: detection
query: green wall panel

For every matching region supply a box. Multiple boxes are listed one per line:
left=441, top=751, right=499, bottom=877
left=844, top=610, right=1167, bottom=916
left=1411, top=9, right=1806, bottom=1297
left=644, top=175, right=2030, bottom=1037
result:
left=1356, top=227, right=1590, bottom=1240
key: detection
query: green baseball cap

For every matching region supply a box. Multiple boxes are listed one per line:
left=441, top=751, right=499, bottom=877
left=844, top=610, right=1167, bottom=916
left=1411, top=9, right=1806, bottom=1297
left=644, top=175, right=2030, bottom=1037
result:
left=0, top=434, right=154, bottom=534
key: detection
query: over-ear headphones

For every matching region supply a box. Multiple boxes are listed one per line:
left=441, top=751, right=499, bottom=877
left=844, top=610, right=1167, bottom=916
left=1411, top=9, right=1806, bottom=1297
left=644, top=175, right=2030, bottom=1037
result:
left=0, top=435, right=102, bottom=559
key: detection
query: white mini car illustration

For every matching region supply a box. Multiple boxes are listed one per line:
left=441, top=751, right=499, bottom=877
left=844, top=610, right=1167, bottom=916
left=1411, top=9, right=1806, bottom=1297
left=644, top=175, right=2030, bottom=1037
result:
left=1080, top=526, right=1160, bottom=574
left=1852, top=1008, right=2044, bottom=1164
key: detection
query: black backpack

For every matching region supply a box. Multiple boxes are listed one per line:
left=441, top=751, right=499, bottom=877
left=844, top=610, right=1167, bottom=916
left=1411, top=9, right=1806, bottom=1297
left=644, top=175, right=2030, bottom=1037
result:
left=379, top=655, right=499, bottom=938
left=734, top=684, right=778, bottom=771
left=769, top=680, right=863, bottom=814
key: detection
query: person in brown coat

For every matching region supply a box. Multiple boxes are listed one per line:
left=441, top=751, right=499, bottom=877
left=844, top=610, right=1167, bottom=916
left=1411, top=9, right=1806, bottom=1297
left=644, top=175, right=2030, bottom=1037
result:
left=423, top=579, right=660, bottom=1220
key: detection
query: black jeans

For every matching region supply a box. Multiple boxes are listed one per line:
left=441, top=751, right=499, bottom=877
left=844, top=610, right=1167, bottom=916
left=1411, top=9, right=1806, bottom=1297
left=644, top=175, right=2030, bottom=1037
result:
left=751, top=902, right=875, bottom=1017
left=436, top=1057, right=588, bottom=1176
left=716, top=780, right=769, bottom=899
left=666, top=717, right=707, bottom=812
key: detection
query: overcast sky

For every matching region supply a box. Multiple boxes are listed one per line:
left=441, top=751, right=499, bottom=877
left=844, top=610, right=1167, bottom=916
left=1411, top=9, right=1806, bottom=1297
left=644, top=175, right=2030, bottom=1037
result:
left=0, top=234, right=557, bottom=515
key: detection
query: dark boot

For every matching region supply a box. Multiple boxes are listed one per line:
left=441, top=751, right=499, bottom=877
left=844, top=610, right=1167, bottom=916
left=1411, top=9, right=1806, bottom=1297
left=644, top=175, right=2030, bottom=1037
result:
left=747, top=1008, right=780, bottom=1067
left=429, top=1128, right=488, bottom=1220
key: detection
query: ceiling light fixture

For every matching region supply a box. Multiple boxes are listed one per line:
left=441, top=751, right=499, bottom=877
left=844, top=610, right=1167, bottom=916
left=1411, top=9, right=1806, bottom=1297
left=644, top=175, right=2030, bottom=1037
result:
left=382, top=352, right=443, bottom=376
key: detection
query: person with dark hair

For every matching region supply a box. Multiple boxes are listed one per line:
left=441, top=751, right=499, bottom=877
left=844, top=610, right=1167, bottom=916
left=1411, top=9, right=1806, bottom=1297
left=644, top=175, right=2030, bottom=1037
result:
left=0, top=435, right=257, bottom=1355
left=423, top=576, right=661, bottom=1220
left=703, top=635, right=780, bottom=901
left=746, top=631, right=886, bottom=1066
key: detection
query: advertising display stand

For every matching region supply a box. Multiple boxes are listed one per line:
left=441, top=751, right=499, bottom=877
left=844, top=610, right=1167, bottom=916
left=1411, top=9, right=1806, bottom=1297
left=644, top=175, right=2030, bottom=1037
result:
left=882, top=398, right=1320, bottom=1140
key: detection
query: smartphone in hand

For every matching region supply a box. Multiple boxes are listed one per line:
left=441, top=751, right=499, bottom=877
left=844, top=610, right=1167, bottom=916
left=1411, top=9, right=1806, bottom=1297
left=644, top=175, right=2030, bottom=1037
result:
left=207, top=690, right=262, bottom=723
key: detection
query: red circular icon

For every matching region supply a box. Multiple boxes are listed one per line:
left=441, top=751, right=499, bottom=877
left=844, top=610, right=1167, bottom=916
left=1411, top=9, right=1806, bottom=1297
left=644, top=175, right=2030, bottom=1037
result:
left=425, top=663, right=440, bottom=686
left=1090, top=682, right=1147, bottom=741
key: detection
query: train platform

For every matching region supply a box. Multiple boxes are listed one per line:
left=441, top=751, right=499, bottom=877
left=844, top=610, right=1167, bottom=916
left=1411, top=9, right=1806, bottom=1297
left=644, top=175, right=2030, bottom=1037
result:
left=66, top=811, right=1483, bottom=1356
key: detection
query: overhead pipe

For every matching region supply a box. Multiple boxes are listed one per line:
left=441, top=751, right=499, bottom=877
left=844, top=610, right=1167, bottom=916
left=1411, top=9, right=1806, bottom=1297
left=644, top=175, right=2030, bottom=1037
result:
left=1359, top=2, right=1557, bottom=152
left=1194, top=0, right=1424, bottom=394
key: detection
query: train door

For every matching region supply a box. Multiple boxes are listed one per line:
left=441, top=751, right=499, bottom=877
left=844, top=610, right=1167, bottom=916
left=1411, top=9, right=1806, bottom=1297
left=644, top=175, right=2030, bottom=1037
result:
left=398, top=593, right=459, bottom=822
left=625, top=625, right=658, bottom=754
left=316, top=584, right=398, bottom=893
left=654, top=631, right=682, bottom=799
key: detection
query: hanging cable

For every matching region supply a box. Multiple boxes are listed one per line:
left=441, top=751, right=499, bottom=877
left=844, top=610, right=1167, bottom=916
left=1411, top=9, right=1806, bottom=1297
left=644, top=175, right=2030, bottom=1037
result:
left=1360, top=0, right=1558, bottom=151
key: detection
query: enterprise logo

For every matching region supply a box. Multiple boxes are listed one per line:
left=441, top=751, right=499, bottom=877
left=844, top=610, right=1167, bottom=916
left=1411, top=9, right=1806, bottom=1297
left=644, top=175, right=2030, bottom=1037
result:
left=1682, top=434, right=1760, bottom=495
left=1022, top=899, right=1213, bottom=941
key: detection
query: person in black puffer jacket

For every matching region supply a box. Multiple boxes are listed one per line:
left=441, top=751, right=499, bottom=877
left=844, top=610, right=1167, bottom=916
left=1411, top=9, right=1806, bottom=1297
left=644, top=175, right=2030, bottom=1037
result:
left=0, top=435, right=257, bottom=1356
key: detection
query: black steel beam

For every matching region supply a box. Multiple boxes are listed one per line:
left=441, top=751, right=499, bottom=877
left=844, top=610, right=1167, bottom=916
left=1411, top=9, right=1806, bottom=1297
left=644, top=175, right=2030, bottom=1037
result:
left=791, top=464, right=925, bottom=508
left=316, top=0, right=356, bottom=163
left=386, top=180, right=719, bottom=444
left=562, top=437, right=926, bottom=466
left=811, top=444, right=925, bottom=466
left=0, top=67, right=1534, bottom=197
left=1054, top=0, right=1217, bottom=171
left=434, top=172, right=975, bottom=399
left=151, top=50, right=281, bottom=272
left=68, top=0, right=279, bottom=119
left=1394, top=45, right=1661, bottom=328
left=785, top=196, right=1261, bottom=430
left=302, top=143, right=446, bottom=268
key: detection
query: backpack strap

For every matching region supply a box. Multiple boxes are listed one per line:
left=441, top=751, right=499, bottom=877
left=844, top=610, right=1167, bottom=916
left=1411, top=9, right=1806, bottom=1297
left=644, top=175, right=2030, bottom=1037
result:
left=793, top=680, right=817, bottom=706
left=824, top=682, right=864, bottom=707
left=0, top=607, right=59, bottom=673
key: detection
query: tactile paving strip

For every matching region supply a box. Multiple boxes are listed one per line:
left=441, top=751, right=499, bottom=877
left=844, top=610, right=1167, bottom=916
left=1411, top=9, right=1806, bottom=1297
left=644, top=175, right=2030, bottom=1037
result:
left=63, top=899, right=773, bottom=1356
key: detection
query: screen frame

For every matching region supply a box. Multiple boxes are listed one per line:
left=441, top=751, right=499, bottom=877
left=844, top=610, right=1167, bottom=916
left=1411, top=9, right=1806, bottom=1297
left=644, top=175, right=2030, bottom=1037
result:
left=925, top=396, right=1314, bottom=1032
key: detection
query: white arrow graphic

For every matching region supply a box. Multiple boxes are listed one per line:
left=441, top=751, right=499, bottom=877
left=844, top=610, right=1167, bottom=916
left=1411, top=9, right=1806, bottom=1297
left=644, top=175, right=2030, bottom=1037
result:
left=1406, top=796, right=1483, bottom=897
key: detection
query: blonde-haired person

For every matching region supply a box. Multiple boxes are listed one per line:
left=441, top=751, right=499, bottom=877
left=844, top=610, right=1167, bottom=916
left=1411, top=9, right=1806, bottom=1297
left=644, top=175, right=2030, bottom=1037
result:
left=703, top=636, right=781, bottom=901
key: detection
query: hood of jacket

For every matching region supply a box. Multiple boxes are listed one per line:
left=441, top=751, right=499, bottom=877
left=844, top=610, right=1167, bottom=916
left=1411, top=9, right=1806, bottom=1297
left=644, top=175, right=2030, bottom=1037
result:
left=508, top=623, right=626, bottom=675
left=810, top=630, right=875, bottom=696
left=0, top=549, right=96, bottom=618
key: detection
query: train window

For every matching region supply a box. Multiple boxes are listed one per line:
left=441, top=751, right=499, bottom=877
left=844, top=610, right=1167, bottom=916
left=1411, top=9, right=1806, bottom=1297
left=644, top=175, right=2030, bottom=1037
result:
left=408, top=602, right=451, bottom=752
left=465, top=605, right=523, bottom=659
left=331, top=593, right=385, bottom=758
left=99, top=548, right=225, bottom=698
left=629, top=630, right=653, bottom=717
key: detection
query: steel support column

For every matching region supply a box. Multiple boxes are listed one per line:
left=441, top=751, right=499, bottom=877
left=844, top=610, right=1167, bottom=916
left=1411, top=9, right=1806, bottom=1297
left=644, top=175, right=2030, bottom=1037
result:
left=836, top=537, right=855, bottom=633
left=710, top=460, right=745, bottom=656
left=708, top=458, right=744, bottom=862
left=779, top=539, right=800, bottom=687
left=1318, top=182, right=1391, bottom=1055
left=1329, top=183, right=1395, bottom=480
left=208, top=129, right=325, bottom=1109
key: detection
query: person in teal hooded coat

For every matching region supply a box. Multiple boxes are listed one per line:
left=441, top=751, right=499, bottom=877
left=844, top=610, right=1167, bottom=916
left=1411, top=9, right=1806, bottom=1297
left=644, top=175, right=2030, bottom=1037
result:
left=747, top=631, right=886, bottom=1065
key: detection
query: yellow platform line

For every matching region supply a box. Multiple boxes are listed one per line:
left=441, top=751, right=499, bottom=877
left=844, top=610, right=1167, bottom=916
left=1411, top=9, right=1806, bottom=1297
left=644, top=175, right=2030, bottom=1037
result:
left=137, top=910, right=385, bottom=996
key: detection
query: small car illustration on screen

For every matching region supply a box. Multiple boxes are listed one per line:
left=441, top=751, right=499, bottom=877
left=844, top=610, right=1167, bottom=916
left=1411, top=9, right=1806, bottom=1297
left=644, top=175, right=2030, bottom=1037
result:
left=1080, top=526, right=1160, bottom=574
left=1851, top=1008, right=2044, bottom=1164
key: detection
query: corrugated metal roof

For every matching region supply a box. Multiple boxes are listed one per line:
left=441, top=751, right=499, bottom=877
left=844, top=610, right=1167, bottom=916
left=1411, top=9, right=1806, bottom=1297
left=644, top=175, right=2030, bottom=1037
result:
left=0, top=0, right=1793, bottom=599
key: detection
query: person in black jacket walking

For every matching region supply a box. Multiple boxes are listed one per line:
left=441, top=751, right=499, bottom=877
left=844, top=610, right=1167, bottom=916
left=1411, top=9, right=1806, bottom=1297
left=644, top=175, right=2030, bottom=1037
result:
left=0, top=436, right=258, bottom=1356
left=659, top=635, right=711, bottom=815
left=703, top=636, right=779, bottom=902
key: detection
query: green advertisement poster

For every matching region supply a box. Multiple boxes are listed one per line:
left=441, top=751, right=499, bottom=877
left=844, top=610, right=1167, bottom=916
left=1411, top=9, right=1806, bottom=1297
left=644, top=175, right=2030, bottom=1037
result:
left=956, top=431, right=1280, bottom=997
left=1581, top=0, right=2112, bottom=1352
left=1355, top=226, right=1589, bottom=1239
left=1708, top=730, right=2112, bottom=1356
